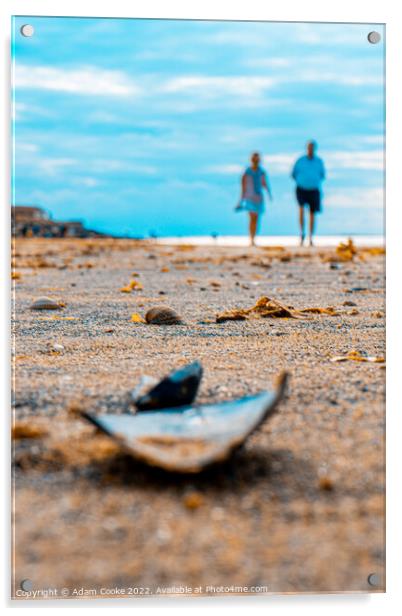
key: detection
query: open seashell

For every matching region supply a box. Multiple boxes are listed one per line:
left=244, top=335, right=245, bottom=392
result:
left=30, top=297, right=63, bottom=311
left=145, top=306, right=183, bottom=325
left=80, top=372, right=288, bottom=473
left=47, top=342, right=64, bottom=354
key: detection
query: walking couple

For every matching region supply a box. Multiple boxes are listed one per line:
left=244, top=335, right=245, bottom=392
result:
left=236, top=141, right=326, bottom=247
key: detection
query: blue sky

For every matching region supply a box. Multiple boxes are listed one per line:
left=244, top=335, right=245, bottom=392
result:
left=12, top=17, right=385, bottom=237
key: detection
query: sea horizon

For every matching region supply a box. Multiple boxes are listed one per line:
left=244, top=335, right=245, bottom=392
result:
left=155, top=234, right=384, bottom=247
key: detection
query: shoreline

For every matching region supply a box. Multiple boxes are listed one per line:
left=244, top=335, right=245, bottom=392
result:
left=155, top=234, right=384, bottom=247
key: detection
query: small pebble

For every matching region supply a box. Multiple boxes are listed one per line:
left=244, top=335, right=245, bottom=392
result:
left=12, top=422, right=47, bottom=440
left=319, top=477, right=334, bottom=491
left=183, top=491, right=204, bottom=510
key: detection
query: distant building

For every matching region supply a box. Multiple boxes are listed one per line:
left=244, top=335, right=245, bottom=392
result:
left=12, top=205, right=104, bottom=238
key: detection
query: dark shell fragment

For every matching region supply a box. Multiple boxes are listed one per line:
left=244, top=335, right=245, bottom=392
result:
left=133, top=361, right=203, bottom=411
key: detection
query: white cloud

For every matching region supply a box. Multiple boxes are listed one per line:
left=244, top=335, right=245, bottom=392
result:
left=157, top=67, right=381, bottom=113
left=325, top=150, right=383, bottom=171
left=88, top=110, right=120, bottom=123
left=12, top=101, right=59, bottom=121
left=160, top=179, right=211, bottom=191
left=325, top=188, right=383, bottom=209
left=36, top=158, right=77, bottom=175
left=358, top=135, right=384, bottom=145
left=218, top=126, right=278, bottom=145
left=73, top=177, right=99, bottom=188
left=205, top=23, right=382, bottom=51
left=263, top=153, right=297, bottom=173
left=207, top=149, right=383, bottom=177
left=292, top=23, right=375, bottom=46
left=245, top=50, right=382, bottom=87
left=262, top=150, right=384, bottom=173
left=204, top=29, right=274, bottom=47
left=12, top=102, right=27, bottom=121
left=242, top=65, right=381, bottom=88
left=14, top=64, right=141, bottom=97
left=22, top=154, right=158, bottom=177
left=88, top=160, right=158, bottom=175
left=243, top=57, right=292, bottom=69
left=160, top=75, right=276, bottom=97
left=206, top=164, right=243, bottom=175
left=17, top=143, right=39, bottom=153
left=298, top=70, right=381, bottom=86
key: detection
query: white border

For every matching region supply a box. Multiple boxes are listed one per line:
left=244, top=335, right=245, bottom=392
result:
left=1, top=1, right=401, bottom=614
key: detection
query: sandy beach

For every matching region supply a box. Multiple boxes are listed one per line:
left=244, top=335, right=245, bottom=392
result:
left=11, top=237, right=385, bottom=597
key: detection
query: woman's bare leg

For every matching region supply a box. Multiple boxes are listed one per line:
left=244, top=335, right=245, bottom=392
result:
left=299, top=207, right=305, bottom=245
left=249, top=212, right=258, bottom=246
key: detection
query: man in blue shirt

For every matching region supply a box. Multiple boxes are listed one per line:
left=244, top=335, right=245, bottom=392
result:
left=291, top=141, right=326, bottom=246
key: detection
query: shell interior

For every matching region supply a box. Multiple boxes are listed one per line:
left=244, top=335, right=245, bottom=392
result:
left=81, top=372, right=287, bottom=473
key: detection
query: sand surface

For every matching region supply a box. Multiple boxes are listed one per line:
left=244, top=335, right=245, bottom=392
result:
left=11, top=238, right=385, bottom=598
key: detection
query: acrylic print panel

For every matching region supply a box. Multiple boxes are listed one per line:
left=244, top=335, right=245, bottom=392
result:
left=11, top=16, right=385, bottom=599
